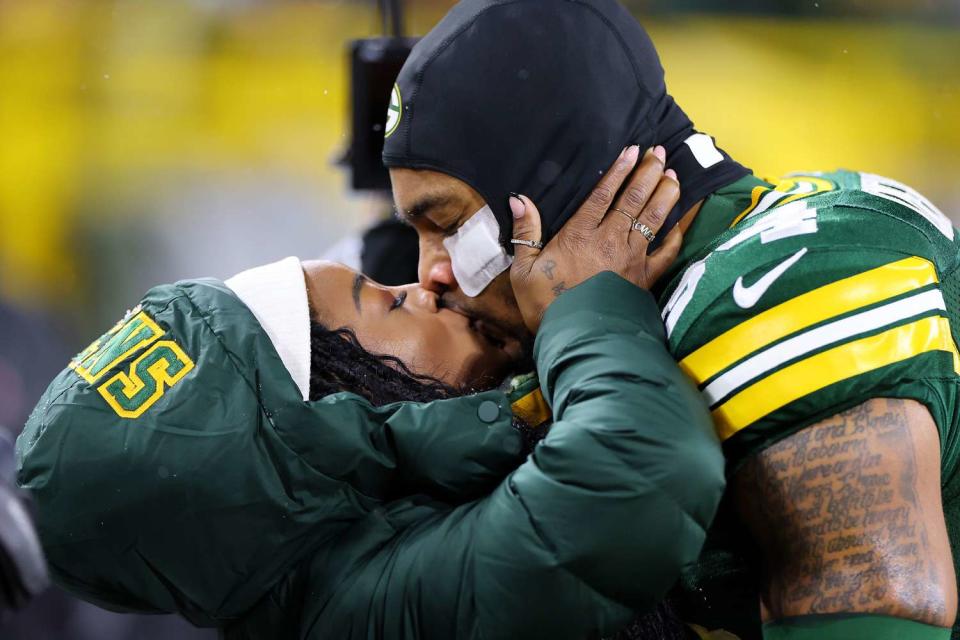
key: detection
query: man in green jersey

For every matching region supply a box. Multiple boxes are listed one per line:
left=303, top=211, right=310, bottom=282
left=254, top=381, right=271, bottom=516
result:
left=382, top=1, right=960, bottom=638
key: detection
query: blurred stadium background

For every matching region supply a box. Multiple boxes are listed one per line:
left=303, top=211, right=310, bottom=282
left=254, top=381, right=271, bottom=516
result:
left=0, top=0, right=957, bottom=638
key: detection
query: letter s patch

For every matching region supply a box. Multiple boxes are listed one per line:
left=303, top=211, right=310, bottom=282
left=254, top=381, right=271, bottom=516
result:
left=97, top=340, right=194, bottom=419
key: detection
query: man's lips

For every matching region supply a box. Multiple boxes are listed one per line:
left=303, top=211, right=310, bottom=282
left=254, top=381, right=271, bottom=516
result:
left=440, top=299, right=513, bottom=352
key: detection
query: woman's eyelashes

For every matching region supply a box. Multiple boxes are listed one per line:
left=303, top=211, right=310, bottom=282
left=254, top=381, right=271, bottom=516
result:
left=389, top=291, right=408, bottom=312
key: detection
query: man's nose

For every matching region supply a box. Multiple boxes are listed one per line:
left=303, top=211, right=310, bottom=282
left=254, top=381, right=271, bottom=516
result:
left=418, top=244, right=457, bottom=294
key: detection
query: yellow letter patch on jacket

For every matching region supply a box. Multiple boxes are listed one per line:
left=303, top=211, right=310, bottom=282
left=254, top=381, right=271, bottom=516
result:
left=70, top=306, right=195, bottom=419
left=97, top=341, right=194, bottom=418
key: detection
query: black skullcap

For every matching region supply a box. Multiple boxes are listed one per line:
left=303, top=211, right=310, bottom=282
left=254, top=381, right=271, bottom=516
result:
left=382, top=0, right=749, bottom=249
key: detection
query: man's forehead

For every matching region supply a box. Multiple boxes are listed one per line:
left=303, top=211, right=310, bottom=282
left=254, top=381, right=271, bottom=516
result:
left=396, top=192, right=455, bottom=223
left=391, top=168, right=484, bottom=221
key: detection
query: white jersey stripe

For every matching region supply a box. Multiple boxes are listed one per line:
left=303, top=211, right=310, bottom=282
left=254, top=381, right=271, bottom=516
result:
left=704, top=288, right=946, bottom=406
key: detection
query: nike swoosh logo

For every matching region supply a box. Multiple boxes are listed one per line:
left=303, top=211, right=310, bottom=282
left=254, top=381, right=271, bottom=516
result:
left=733, top=247, right=808, bottom=309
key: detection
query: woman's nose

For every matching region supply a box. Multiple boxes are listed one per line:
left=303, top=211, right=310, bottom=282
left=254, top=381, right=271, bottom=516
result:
left=417, top=287, right=440, bottom=313
left=394, top=284, right=439, bottom=314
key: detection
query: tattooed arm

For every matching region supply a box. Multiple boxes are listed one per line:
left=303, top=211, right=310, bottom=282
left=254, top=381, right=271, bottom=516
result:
left=734, top=398, right=957, bottom=626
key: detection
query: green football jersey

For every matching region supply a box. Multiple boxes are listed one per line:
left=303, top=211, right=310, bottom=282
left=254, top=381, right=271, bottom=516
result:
left=659, top=169, right=960, bottom=639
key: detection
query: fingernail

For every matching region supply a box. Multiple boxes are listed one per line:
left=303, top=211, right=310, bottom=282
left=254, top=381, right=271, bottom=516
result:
left=665, top=168, right=678, bottom=180
left=624, top=145, right=640, bottom=163
left=509, top=194, right=525, bottom=219
left=653, top=145, right=666, bottom=163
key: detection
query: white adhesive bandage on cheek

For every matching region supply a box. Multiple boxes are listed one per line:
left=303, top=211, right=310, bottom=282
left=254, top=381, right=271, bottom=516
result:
left=442, top=205, right=514, bottom=297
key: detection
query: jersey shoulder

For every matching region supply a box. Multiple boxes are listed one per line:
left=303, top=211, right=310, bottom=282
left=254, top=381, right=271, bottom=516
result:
left=741, top=170, right=956, bottom=243
left=662, top=170, right=960, bottom=468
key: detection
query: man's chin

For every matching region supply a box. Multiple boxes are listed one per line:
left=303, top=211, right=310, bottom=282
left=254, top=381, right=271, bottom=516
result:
left=440, top=293, right=534, bottom=369
left=504, top=335, right=534, bottom=372
left=468, top=348, right=534, bottom=394
left=508, top=354, right=536, bottom=380
left=492, top=330, right=535, bottom=377
left=469, top=315, right=533, bottom=369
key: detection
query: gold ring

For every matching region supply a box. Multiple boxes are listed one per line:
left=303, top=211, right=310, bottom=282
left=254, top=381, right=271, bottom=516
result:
left=611, top=207, right=637, bottom=223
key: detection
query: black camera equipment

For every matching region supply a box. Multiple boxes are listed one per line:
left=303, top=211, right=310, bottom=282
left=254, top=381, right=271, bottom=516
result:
left=344, top=0, right=418, bottom=191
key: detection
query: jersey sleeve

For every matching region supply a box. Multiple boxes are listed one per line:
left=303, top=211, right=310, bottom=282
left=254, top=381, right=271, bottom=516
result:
left=663, top=198, right=960, bottom=470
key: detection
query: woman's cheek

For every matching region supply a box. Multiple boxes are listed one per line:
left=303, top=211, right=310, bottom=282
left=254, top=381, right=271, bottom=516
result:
left=402, top=332, right=456, bottom=380
left=355, top=332, right=424, bottom=376
left=425, top=328, right=477, bottom=385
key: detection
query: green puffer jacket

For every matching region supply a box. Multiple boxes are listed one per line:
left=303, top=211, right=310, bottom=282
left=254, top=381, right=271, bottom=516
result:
left=17, top=272, right=724, bottom=638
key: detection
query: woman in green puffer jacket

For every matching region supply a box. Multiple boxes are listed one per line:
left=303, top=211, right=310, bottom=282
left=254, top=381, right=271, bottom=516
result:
left=18, top=156, right=723, bottom=640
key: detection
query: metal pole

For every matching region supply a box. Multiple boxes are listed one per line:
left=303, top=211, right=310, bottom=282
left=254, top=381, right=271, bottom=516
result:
left=387, top=0, right=405, bottom=37
left=378, top=0, right=389, bottom=36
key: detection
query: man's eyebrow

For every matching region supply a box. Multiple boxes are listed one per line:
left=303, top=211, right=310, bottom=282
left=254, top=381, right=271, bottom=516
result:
left=352, top=273, right=368, bottom=313
left=397, top=193, right=453, bottom=223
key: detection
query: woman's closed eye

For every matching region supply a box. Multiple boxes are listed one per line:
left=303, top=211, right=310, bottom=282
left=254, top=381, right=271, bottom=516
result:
left=389, top=291, right=408, bottom=311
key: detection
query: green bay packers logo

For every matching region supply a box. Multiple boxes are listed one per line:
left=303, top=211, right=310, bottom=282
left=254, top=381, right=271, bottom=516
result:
left=730, top=173, right=838, bottom=227
left=71, top=308, right=194, bottom=419
left=385, top=83, right=402, bottom=139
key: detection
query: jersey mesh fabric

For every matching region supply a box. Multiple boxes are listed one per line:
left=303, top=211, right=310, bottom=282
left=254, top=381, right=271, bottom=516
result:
left=661, top=169, right=960, bottom=640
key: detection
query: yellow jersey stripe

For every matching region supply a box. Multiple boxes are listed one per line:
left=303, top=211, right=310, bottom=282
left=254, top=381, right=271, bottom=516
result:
left=680, top=256, right=938, bottom=386
left=728, top=175, right=838, bottom=228
left=729, top=185, right=769, bottom=227
left=511, top=387, right=551, bottom=428
left=713, top=315, right=958, bottom=441
left=702, top=288, right=946, bottom=406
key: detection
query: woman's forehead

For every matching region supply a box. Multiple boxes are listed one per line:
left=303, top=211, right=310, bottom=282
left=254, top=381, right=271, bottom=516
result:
left=303, top=260, right=361, bottom=321
left=306, top=260, right=355, bottom=285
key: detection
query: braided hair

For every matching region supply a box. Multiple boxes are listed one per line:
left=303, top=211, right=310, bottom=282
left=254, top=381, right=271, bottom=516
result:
left=308, top=322, right=458, bottom=404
